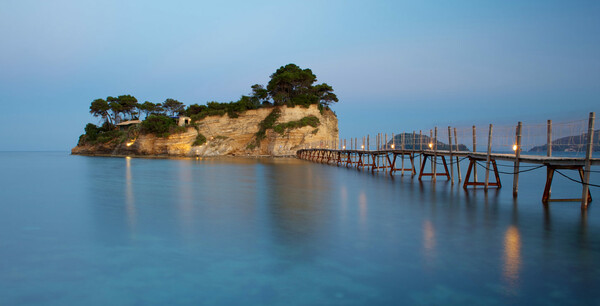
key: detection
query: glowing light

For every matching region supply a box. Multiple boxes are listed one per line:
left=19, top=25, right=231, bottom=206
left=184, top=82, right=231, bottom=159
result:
left=343, top=146, right=346, bottom=149
left=428, top=143, right=433, bottom=149
left=391, top=144, right=395, bottom=149
left=361, top=145, right=364, bottom=149
left=512, top=144, right=518, bottom=151
left=126, top=138, right=136, bottom=147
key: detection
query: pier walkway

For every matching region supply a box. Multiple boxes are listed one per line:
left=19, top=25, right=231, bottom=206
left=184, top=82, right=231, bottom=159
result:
left=297, top=112, right=599, bottom=209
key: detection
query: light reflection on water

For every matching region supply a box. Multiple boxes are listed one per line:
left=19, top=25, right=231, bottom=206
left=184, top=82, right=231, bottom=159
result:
left=503, top=225, right=521, bottom=294
left=0, top=152, right=598, bottom=305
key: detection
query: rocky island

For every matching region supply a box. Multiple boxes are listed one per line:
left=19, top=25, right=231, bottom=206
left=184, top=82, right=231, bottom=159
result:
left=72, top=64, right=339, bottom=157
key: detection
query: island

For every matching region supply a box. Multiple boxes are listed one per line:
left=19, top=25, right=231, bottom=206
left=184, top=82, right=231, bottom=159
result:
left=72, top=64, right=339, bottom=157
left=529, top=130, right=600, bottom=153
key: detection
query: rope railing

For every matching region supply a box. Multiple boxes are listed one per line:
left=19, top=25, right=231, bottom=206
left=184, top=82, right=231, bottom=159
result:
left=300, top=113, right=598, bottom=162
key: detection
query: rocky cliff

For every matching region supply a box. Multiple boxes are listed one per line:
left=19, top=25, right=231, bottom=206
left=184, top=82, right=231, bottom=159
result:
left=72, top=105, right=338, bottom=157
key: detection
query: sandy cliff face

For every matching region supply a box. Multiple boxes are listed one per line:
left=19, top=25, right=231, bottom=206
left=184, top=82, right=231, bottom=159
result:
left=72, top=105, right=338, bottom=157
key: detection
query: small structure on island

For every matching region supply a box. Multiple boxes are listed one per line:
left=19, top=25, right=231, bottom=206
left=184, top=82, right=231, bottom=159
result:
left=178, top=116, right=191, bottom=127
left=116, top=119, right=142, bottom=131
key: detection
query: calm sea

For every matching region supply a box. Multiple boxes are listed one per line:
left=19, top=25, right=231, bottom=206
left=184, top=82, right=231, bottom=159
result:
left=0, top=152, right=598, bottom=305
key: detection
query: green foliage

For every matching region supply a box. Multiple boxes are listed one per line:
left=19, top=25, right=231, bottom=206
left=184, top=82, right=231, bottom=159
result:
left=162, top=98, right=185, bottom=116
left=89, top=99, right=111, bottom=124
left=311, top=128, right=319, bottom=134
left=90, top=94, right=140, bottom=125
left=215, top=135, right=229, bottom=140
left=79, top=122, right=125, bottom=145
left=139, top=101, right=163, bottom=118
left=140, top=115, right=182, bottom=138
left=95, top=130, right=126, bottom=144
left=266, top=63, right=338, bottom=108
left=193, top=133, right=207, bottom=146
left=253, top=108, right=281, bottom=146
left=84, top=123, right=100, bottom=141
left=188, top=97, right=261, bottom=122
left=272, top=116, right=320, bottom=135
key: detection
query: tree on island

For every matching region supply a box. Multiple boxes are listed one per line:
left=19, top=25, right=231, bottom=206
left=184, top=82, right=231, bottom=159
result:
left=89, top=95, right=142, bottom=125
left=139, top=101, right=163, bottom=119
left=89, top=98, right=113, bottom=125
left=162, top=98, right=185, bottom=116
left=265, top=63, right=338, bottom=108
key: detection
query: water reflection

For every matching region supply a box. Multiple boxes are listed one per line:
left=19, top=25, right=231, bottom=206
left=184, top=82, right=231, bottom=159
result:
left=125, top=156, right=136, bottom=230
left=503, top=225, right=521, bottom=293
left=359, top=190, right=368, bottom=227
left=423, top=220, right=436, bottom=266
left=340, top=185, right=348, bottom=220
left=177, top=160, right=194, bottom=239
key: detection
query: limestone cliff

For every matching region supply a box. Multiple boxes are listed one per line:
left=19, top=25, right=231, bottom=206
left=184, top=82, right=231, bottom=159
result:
left=71, top=105, right=338, bottom=157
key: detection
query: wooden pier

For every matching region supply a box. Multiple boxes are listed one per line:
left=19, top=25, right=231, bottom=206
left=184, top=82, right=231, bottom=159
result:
left=297, top=112, right=598, bottom=209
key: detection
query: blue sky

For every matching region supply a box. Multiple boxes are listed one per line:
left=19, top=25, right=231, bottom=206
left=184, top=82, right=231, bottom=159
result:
left=0, top=0, right=598, bottom=150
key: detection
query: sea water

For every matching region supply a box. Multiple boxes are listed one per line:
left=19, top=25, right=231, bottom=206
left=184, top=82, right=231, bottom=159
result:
left=0, top=152, right=598, bottom=305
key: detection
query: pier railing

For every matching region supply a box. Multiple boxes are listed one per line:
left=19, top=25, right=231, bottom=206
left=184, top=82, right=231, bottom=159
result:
left=297, top=112, right=599, bottom=209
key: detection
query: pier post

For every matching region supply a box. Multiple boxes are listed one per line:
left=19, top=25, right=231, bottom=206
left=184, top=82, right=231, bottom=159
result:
left=473, top=126, right=478, bottom=183
left=513, top=122, right=522, bottom=197
left=547, top=120, right=552, bottom=157
left=401, top=133, right=405, bottom=176
left=454, top=128, right=461, bottom=182
left=367, top=135, right=370, bottom=151
left=582, top=112, right=595, bottom=209
left=385, top=134, right=388, bottom=150
left=429, top=130, right=433, bottom=175
left=433, top=127, right=438, bottom=182
left=485, top=124, right=493, bottom=190
left=419, top=130, right=423, bottom=171
left=448, top=126, right=454, bottom=185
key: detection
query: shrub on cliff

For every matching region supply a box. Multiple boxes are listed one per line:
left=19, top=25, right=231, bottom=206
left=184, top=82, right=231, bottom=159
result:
left=273, top=116, right=320, bottom=134
left=141, top=115, right=185, bottom=138
left=78, top=122, right=126, bottom=145
left=193, top=133, right=207, bottom=146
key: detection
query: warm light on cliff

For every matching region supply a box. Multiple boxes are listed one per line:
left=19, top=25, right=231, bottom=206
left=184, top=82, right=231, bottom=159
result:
left=428, top=143, right=433, bottom=149
left=126, top=138, right=136, bottom=147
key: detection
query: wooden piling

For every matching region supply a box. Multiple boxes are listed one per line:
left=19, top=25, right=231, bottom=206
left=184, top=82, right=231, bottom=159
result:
left=485, top=124, right=493, bottom=190
left=401, top=133, right=405, bottom=175
left=547, top=120, right=552, bottom=157
left=513, top=122, right=522, bottom=197
left=433, top=127, right=438, bottom=182
left=385, top=134, right=388, bottom=150
left=582, top=112, right=595, bottom=209
left=473, top=126, right=478, bottom=183
left=454, top=128, right=461, bottom=182
left=419, top=130, right=423, bottom=169
left=448, top=126, right=454, bottom=185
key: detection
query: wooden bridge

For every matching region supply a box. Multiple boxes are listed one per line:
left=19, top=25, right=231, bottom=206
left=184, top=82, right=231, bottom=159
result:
left=297, top=112, right=598, bottom=209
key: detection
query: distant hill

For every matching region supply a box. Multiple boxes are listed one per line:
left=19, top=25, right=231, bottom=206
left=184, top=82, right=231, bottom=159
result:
left=529, top=130, right=600, bottom=152
left=386, top=133, right=469, bottom=151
